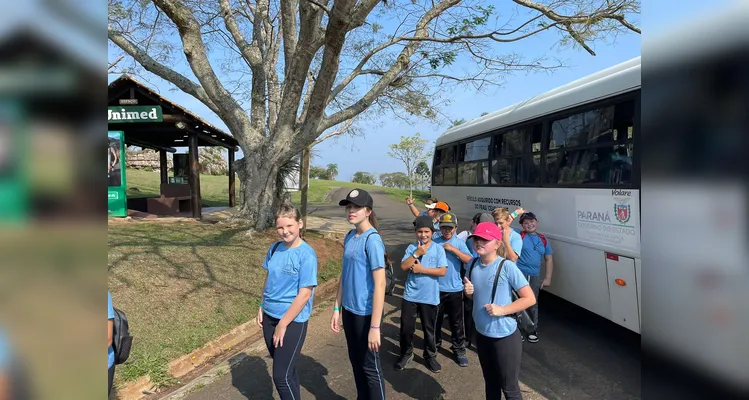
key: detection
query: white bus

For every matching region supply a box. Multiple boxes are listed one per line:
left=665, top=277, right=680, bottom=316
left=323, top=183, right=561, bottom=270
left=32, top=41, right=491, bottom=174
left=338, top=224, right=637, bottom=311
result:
left=432, top=57, right=641, bottom=333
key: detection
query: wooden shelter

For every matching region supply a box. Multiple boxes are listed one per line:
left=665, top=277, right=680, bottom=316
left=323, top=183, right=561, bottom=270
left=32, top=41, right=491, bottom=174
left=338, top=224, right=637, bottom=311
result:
left=108, top=75, right=239, bottom=219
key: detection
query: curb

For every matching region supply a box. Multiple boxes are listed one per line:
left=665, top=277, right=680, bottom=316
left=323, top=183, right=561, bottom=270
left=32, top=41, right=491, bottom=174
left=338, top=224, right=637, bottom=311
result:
left=116, top=277, right=340, bottom=400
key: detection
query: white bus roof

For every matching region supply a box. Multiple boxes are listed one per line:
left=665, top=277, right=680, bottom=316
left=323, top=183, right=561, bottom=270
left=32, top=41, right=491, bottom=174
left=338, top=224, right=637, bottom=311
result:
left=435, top=57, right=641, bottom=147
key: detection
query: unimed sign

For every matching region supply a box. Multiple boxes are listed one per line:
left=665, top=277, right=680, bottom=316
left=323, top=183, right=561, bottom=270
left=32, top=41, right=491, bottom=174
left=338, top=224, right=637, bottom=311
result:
left=108, top=105, right=163, bottom=123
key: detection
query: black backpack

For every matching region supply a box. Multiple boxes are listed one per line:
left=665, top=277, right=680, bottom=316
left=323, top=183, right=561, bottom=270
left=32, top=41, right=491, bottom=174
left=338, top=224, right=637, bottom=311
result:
left=112, top=306, right=133, bottom=365
left=349, top=230, right=396, bottom=296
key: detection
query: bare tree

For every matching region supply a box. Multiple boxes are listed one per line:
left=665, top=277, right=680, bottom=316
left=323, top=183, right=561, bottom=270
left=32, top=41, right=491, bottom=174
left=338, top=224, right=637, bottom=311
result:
left=108, top=0, right=639, bottom=229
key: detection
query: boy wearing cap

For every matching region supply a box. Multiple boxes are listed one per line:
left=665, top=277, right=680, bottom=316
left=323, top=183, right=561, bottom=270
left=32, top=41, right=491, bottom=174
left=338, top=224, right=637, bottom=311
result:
left=396, top=215, right=448, bottom=373
left=433, top=213, right=473, bottom=367
left=515, top=212, right=553, bottom=343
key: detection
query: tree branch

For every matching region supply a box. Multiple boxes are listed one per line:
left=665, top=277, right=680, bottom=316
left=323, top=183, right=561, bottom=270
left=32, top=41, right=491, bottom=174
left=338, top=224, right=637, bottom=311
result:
left=319, top=0, right=462, bottom=133
left=151, top=0, right=253, bottom=140
left=108, top=54, right=125, bottom=71
left=108, top=28, right=221, bottom=115
left=304, top=0, right=330, bottom=14
left=311, top=118, right=354, bottom=146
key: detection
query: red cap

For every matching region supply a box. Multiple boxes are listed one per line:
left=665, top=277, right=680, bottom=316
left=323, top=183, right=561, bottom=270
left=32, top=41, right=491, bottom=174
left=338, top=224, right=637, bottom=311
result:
left=468, top=222, right=502, bottom=241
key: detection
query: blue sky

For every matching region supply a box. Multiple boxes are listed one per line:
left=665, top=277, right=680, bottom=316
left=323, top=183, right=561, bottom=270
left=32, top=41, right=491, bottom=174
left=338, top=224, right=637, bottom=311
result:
left=107, top=0, right=730, bottom=182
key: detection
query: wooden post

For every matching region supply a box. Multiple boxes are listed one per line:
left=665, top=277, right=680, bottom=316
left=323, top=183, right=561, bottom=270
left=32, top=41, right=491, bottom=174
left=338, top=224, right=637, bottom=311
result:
left=159, top=149, right=168, bottom=184
left=228, top=149, right=236, bottom=207
left=300, top=148, right=310, bottom=236
left=188, top=134, right=202, bottom=219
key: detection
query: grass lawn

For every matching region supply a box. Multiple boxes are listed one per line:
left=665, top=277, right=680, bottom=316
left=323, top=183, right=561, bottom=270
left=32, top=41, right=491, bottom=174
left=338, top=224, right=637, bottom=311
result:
left=290, top=179, right=431, bottom=206
left=124, top=168, right=432, bottom=208
left=125, top=169, right=234, bottom=207
left=108, top=222, right=342, bottom=387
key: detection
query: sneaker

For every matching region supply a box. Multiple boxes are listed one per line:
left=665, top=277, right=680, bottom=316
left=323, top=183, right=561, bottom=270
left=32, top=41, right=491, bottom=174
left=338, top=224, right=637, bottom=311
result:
left=521, top=333, right=525, bottom=342
left=527, top=333, right=539, bottom=343
left=455, top=352, right=469, bottom=367
left=425, top=357, right=442, bottom=373
left=394, top=353, right=413, bottom=371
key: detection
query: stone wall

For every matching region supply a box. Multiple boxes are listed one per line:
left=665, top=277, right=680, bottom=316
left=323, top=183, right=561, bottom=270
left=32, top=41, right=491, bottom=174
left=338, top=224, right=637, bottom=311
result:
left=125, top=147, right=229, bottom=176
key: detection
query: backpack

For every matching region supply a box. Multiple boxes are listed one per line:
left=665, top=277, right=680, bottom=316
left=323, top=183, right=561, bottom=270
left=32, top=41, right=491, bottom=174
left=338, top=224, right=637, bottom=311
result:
left=520, top=231, right=547, bottom=247
left=349, top=230, right=396, bottom=296
left=112, top=306, right=133, bottom=365
left=466, top=257, right=537, bottom=334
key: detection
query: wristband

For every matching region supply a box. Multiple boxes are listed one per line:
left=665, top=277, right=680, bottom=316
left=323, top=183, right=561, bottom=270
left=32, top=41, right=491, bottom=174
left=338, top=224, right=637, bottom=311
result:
left=370, top=325, right=380, bottom=329
left=333, top=307, right=340, bottom=311
left=260, top=302, right=263, bottom=307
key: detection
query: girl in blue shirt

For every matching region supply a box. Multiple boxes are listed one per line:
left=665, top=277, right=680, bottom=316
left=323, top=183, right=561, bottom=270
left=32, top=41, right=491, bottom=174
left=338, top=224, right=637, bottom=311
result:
left=108, top=291, right=115, bottom=396
left=257, top=205, right=318, bottom=400
left=331, top=189, right=388, bottom=400
left=396, top=215, right=447, bottom=373
left=463, top=222, right=536, bottom=400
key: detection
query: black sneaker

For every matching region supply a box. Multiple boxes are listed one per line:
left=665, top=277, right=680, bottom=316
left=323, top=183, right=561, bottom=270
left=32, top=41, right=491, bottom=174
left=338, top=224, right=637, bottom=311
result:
left=394, top=353, right=413, bottom=371
left=425, top=357, right=441, bottom=373
left=527, top=332, right=539, bottom=343
left=455, top=352, right=469, bottom=367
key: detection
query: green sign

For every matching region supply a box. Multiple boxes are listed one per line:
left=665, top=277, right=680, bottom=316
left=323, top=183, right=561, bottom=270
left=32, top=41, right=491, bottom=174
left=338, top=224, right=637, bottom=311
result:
left=0, top=101, right=28, bottom=224
left=108, top=106, right=163, bottom=123
left=108, top=131, right=128, bottom=217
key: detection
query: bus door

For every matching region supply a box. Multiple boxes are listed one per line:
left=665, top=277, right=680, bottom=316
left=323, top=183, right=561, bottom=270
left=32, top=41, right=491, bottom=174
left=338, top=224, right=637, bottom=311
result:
left=605, top=252, right=640, bottom=332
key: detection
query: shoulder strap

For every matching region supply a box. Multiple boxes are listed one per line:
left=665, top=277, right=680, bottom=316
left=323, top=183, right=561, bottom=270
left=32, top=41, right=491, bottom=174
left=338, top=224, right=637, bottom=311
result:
left=490, top=259, right=507, bottom=304
left=363, top=231, right=379, bottom=258
left=538, top=233, right=548, bottom=247
left=270, top=241, right=282, bottom=257
left=467, top=257, right=480, bottom=281
left=520, top=231, right=526, bottom=239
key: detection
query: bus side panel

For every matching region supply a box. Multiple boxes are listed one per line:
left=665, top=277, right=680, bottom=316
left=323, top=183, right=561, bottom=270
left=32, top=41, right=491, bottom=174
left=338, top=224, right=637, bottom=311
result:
left=543, top=241, right=612, bottom=321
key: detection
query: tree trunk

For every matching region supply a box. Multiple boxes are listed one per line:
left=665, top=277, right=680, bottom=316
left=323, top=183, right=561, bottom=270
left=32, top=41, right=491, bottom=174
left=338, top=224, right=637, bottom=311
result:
left=300, top=147, right=310, bottom=237
left=233, top=155, right=283, bottom=230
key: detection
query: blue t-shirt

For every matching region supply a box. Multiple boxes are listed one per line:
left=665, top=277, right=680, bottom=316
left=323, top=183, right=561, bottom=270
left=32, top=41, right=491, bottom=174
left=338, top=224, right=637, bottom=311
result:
left=262, top=241, right=319, bottom=323
left=401, top=242, right=447, bottom=306
left=509, top=230, right=523, bottom=258
left=108, top=292, right=115, bottom=369
left=419, top=211, right=429, bottom=217
left=467, top=257, right=529, bottom=339
left=433, top=235, right=471, bottom=293
left=514, top=230, right=553, bottom=276
left=342, top=229, right=386, bottom=316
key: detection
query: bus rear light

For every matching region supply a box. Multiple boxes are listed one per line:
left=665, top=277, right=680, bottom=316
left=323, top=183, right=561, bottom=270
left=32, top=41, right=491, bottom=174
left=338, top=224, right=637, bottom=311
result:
left=615, top=278, right=627, bottom=287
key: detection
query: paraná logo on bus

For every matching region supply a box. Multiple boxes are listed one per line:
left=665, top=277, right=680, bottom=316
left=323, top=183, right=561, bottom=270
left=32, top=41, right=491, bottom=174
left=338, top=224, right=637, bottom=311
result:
left=614, top=198, right=631, bottom=224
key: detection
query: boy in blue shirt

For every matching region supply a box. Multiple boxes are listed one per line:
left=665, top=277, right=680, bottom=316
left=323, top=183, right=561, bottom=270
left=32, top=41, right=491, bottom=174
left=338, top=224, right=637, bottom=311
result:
left=396, top=215, right=447, bottom=373
left=433, top=213, right=473, bottom=367
left=515, top=212, right=554, bottom=343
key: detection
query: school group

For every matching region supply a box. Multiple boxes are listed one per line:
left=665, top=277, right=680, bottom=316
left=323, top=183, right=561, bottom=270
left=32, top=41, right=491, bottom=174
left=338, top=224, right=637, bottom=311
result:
left=107, top=187, right=554, bottom=400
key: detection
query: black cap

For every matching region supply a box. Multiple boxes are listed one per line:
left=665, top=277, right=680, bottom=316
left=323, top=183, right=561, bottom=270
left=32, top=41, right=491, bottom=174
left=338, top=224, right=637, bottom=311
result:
left=413, top=215, right=435, bottom=231
left=518, top=212, right=538, bottom=224
left=338, top=188, right=374, bottom=208
left=473, top=213, right=493, bottom=224
left=439, top=212, right=458, bottom=228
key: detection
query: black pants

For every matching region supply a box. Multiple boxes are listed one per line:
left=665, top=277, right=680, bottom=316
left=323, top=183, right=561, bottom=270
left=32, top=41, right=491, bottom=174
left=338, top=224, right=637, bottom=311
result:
left=108, top=365, right=115, bottom=397
left=464, top=296, right=476, bottom=348
left=342, top=309, right=386, bottom=400
left=399, top=298, right=439, bottom=360
left=262, top=312, right=308, bottom=400
left=475, top=330, right=523, bottom=400
left=435, top=291, right=466, bottom=353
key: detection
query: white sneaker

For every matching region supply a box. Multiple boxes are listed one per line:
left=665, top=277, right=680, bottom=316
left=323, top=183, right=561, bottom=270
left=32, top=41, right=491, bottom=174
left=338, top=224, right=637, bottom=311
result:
left=527, top=333, right=539, bottom=343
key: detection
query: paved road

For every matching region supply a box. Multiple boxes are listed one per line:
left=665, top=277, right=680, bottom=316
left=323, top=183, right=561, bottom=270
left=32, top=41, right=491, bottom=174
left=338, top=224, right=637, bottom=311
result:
left=182, top=189, right=641, bottom=400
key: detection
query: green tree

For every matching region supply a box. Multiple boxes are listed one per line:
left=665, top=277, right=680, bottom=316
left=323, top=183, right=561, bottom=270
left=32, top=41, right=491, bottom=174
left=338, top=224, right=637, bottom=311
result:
left=414, top=161, right=431, bottom=190
left=309, top=165, right=328, bottom=180
left=352, top=171, right=376, bottom=185
left=326, top=163, right=339, bottom=181
left=109, top=0, right=640, bottom=229
left=387, top=133, right=430, bottom=197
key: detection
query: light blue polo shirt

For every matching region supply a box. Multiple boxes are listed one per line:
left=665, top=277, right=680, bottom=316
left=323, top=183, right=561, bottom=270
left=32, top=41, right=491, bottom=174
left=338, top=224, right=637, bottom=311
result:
left=262, top=241, right=318, bottom=323
left=401, top=242, right=447, bottom=306
left=108, top=292, right=115, bottom=369
left=467, top=257, right=529, bottom=338
left=342, top=229, right=386, bottom=316
left=433, top=235, right=471, bottom=293
left=509, top=230, right=523, bottom=258
left=514, top=229, right=553, bottom=277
